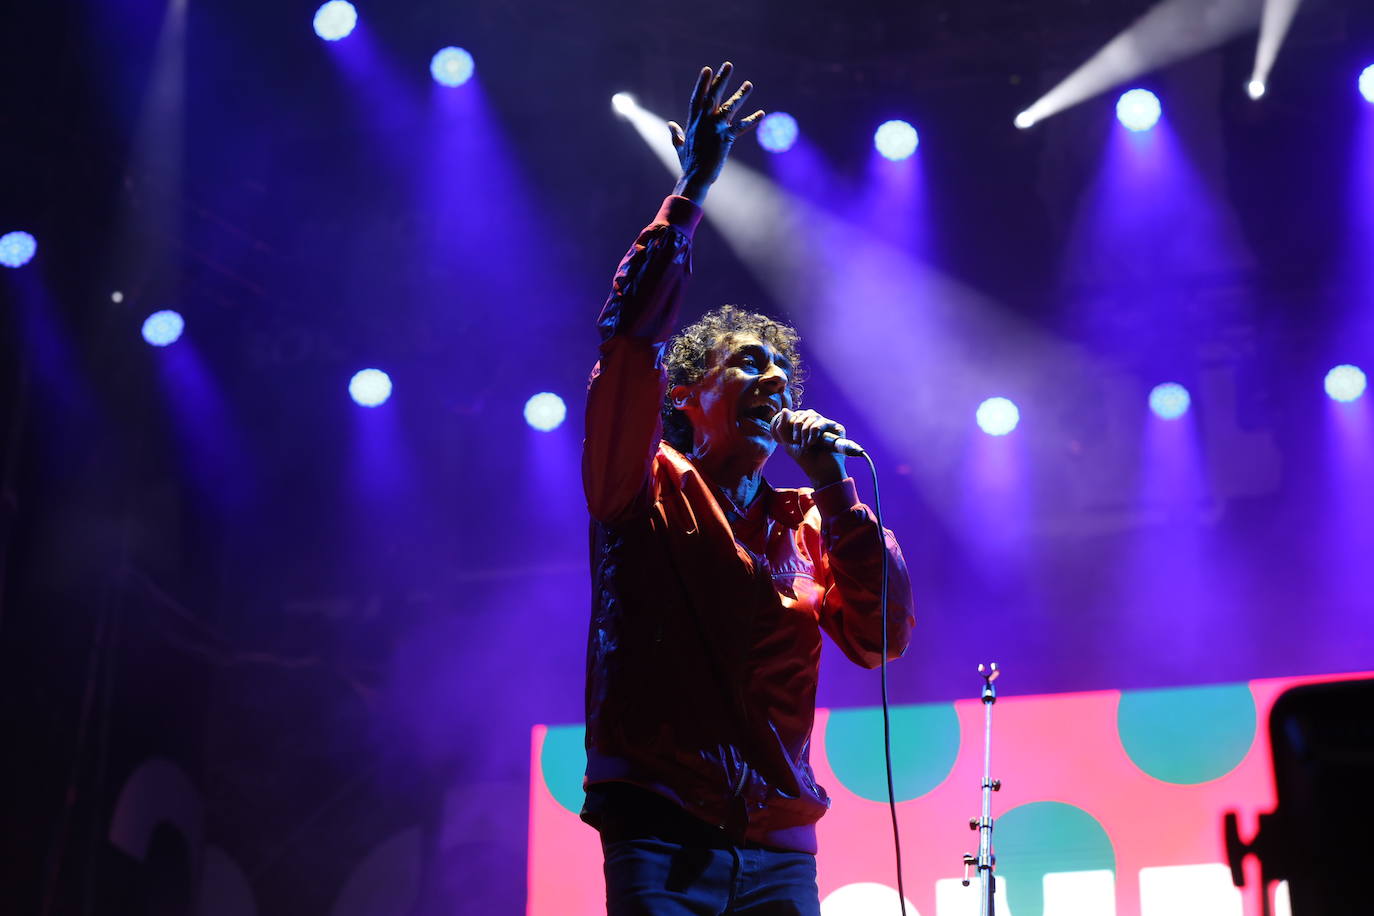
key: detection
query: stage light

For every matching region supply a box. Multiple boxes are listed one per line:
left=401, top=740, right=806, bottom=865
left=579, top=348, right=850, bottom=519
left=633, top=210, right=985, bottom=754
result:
left=1324, top=364, right=1367, bottom=403
left=1360, top=65, right=1374, bottom=104
left=312, top=1, right=357, bottom=41
left=1016, top=0, right=1261, bottom=128
left=1149, top=382, right=1191, bottom=420
left=0, top=230, right=37, bottom=268
left=756, top=112, right=798, bottom=154
left=523, top=392, right=566, bottom=432
left=1116, top=89, right=1162, bottom=131
left=430, top=47, right=474, bottom=87
left=141, top=310, right=184, bottom=347
left=1014, top=111, right=1036, bottom=130
left=1251, top=0, right=1301, bottom=107
left=873, top=120, right=919, bottom=161
left=976, top=397, right=1020, bottom=436
left=611, top=93, right=636, bottom=117
left=349, top=368, right=392, bottom=407
left=111, top=291, right=124, bottom=303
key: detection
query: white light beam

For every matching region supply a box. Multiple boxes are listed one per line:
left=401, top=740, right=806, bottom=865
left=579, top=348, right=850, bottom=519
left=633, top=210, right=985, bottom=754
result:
left=1250, top=0, right=1304, bottom=99
left=1016, top=0, right=1264, bottom=128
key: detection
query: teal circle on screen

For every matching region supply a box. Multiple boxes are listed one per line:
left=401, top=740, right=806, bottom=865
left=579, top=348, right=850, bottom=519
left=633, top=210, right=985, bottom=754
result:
left=825, top=703, right=960, bottom=802
left=539, top=724, right=587, bottom=814
left=997, top=801, right=1116, bottom=916
left=1117, top=683, right=1256, bottom=784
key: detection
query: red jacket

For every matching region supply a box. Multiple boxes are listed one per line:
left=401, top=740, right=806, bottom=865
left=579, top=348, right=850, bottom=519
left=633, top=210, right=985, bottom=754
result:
left=581, top=196, right=915, bottom=854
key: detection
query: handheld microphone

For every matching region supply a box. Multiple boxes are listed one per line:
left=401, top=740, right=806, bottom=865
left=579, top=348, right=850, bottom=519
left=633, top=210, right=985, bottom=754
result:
left=770, top=411, right=867, bottom=456
left=818, top=431, right=867, bottom=457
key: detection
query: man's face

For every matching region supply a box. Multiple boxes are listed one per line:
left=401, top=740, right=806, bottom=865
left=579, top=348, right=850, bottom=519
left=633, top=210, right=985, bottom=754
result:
left=673, top=332, right=795, bottom=463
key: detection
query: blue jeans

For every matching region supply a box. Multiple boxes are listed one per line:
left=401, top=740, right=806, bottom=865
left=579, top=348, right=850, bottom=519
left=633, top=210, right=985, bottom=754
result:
left=591, top=784, right=820, bottom=916
left=602, top=836, right=820, bottom=916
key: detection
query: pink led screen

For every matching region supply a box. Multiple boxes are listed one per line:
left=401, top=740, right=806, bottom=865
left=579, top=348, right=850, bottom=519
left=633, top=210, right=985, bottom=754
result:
left=528, top=670, right=1371, bottom=916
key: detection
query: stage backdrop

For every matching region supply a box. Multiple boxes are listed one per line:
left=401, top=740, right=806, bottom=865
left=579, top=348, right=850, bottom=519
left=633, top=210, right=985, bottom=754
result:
left=528, top=670, right=1370, bottom=916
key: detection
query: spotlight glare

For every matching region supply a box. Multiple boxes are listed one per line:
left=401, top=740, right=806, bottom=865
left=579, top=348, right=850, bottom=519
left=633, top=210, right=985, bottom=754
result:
left=1324, top=364, right=1367, bottom=403
left=312, top=1, right=357, bottom=41
left=1247, top=80, right=1266, bottom=100
left=975, top=397, right=1020, bottom=436
left=1014, top=111, right=1035, bottom=130
left=524, top=392, right=567, bottom=432
left=1116, top=88, right=1162, bottom=132
left=111, top=290, right=124, bottom=303
left=611, top=92, right=636, bottom=117
left=1149, top=382, right=1191, bottom=420
left=141, top=310, right=185, bottom=347
left=1361, top=65, right=1374, bottom=105
left=756, top=112, right=799, bottom=154
left=430, top=46, right=474, bottom=87
left=0, top=230, right=37, bottom=268
left=349, top=368, right=392, bottom=407
left=873, top=119, right=919, bottom=161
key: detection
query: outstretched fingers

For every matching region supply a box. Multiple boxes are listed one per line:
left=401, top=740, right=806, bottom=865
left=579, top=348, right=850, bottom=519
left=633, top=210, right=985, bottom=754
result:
left=708, top=61, right=734, bottom=110
left=688, top=62, right=761, bottom=130
left=688, top=66, right=712, bottom=122
left=720, top=80, right=753, bottom=119
left=669, top=63, right=762, bottom=200
left=734, top=109, right=765, bottom=135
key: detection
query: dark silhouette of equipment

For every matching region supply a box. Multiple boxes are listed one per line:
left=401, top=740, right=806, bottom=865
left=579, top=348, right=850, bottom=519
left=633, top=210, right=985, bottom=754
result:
left=1224, top=678, right=1374, bottom=916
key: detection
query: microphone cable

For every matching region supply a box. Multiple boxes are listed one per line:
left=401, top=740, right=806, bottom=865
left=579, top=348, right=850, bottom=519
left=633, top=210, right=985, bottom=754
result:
left=861, top=451, right=908, bottom=916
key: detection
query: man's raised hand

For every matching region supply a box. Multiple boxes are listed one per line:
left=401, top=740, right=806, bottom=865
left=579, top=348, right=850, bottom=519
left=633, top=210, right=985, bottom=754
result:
left=669, top=62, right=765, bottom=204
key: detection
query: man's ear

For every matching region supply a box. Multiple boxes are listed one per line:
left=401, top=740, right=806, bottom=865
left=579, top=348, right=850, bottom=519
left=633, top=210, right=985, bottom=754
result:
left=669, top=384, right=694, bottom=410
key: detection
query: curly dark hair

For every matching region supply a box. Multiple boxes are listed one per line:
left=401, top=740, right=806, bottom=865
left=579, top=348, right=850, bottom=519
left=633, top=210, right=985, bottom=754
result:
left=661, top=305, right=805, bottom=454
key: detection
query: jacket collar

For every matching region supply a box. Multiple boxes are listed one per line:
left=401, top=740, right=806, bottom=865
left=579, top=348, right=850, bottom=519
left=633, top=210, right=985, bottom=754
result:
left=662, top=443, right=808, bottom=530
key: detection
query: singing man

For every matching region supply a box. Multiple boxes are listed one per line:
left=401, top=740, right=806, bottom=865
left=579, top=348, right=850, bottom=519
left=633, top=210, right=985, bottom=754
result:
left=580, top=62, right=916, bottom=915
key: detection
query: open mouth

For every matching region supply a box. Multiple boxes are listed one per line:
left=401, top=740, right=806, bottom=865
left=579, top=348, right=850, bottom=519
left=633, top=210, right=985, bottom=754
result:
left=742, top=404, right=778, bottom=430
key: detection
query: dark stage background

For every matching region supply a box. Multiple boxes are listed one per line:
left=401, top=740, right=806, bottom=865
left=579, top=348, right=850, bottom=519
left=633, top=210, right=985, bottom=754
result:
left=2, top=0, right=1372, bottom=913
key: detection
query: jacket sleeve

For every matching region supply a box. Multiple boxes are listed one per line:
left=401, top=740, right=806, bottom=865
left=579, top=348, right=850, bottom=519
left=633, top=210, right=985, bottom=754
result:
left=810, top=478, right=915, bottom=669
left=583, top=196, right=704, bottom=524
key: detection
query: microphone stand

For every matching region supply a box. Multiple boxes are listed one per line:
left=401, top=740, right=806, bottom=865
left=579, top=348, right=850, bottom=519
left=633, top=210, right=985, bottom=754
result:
left=962, top=663, right=1001, bottom=916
